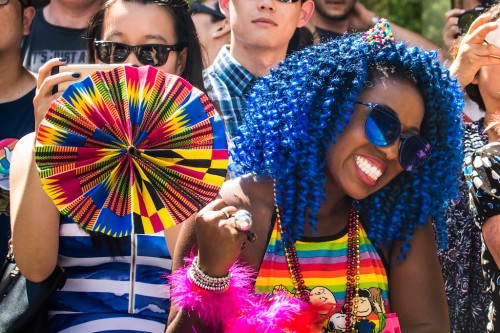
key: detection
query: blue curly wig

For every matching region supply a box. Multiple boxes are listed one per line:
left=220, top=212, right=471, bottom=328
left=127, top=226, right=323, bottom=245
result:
left=231, top=31, right=464, bottom=254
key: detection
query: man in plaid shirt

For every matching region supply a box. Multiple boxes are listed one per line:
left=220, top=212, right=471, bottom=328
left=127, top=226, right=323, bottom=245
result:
left=203, top=0, right=314, bottom=140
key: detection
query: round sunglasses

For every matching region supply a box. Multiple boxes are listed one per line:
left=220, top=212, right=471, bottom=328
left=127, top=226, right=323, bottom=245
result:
left=356, top=102, right=431, bottom=172
left=94, top=41, right=186, bottom=67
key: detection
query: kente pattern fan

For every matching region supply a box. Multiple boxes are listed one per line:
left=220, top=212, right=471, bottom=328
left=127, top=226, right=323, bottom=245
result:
left=35, top=66, right=228, bottom=237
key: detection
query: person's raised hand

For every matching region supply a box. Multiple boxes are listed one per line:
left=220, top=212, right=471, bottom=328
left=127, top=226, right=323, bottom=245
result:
left=449, top=13, right=500, bottom=88
left=195, top=199, right=248, bottom=277
left=34, top=58, right=82, bottom=129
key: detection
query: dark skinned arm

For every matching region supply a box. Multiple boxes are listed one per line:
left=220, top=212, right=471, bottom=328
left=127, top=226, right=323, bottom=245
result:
left=388, top=220, right=450, bottom=333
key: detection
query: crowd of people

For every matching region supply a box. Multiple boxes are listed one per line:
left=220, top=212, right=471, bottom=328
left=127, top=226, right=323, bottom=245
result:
left=2, top=0, right=500, bottom=332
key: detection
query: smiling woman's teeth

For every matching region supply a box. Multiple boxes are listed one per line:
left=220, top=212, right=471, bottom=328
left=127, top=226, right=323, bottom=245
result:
left=355, top=155, right=382, bottom=181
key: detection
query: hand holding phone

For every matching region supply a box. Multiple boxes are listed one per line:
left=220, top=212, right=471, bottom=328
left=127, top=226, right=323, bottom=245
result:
left=51, top=64, right=125, bottom=94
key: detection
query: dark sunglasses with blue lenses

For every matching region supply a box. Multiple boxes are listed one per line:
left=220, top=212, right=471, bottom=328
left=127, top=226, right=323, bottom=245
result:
left=94, top=41, right=185, bottom=67
left=356, top=102, right=431, bottom=172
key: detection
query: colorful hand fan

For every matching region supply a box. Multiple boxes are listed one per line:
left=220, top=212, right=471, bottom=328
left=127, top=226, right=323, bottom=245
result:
left=35, top=66, right=228, bottom=236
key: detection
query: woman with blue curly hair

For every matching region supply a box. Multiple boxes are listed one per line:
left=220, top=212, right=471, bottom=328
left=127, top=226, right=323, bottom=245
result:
left=166, top=20, right=464, bottom=333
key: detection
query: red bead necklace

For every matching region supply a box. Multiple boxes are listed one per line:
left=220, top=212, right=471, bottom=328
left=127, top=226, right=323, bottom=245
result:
left=275, top=198, right=361, bottom=332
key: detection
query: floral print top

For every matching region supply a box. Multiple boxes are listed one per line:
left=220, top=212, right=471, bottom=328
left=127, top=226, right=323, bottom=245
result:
left=466, top=141, right=500, bottom=333
left=439, top=119, right=490, bottom=333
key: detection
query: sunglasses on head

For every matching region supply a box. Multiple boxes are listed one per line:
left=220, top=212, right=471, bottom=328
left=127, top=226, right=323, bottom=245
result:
left=356, top=101, right=431, bottom=172
left=94, top=41, right=185, bottom=67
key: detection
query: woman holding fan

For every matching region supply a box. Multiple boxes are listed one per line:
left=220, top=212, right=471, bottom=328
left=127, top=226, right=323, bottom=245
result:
left=10, top=0, right=212, bottom=332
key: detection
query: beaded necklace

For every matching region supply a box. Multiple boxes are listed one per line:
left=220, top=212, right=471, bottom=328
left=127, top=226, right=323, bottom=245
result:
left=274, top=197, right=361, bottom=332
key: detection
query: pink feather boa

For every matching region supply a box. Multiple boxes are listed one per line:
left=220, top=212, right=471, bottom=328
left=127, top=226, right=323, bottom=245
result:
left=169, top=258, right=255, bottom=329
left=169, top=258, right=330, bottom=333
left=225, top=292, right=329, bottom=333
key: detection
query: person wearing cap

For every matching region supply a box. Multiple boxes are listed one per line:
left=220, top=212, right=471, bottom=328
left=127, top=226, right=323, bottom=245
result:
left=203, top=0, right=314, bottom=141
left=191, top=0, right=230, bottom=68
left=0, top=0, right=35, bottom=260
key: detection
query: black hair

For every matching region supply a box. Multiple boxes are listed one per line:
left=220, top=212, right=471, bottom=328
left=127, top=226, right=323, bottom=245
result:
left=481, top=0, right=498, bottom=7
left=210, top=2, right=224, bottom=23
left=358, top=289, right=376, bottom=312
left=86, top=0, right=205, bottom=91
left=286, top=27, right=315, bottom=56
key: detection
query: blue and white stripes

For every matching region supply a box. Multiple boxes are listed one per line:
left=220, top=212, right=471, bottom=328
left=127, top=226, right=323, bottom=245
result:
left=48, top=216, right=171, bottom=332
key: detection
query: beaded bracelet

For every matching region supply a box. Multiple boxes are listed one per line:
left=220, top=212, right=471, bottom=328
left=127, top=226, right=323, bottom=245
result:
left=187, top=256, right=232, bottom=292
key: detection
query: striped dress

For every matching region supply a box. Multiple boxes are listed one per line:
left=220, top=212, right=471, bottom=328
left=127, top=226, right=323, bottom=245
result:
left=47, top=216, right=171, bottom=332
left=255, top=220, right=390, bottom=333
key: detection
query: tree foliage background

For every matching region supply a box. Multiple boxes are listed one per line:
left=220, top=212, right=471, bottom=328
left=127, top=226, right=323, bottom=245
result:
left=361, top=0, right=451, bottom=47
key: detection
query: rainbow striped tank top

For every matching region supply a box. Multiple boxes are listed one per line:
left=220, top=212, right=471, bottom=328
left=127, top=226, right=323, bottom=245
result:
left=255, top=219, right=390, bottom=332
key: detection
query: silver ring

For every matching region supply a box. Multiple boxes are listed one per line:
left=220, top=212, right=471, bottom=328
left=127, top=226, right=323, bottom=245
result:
left=234, top=210, right=252, bottom=231
left=221, top=208, right=230, bottom=219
